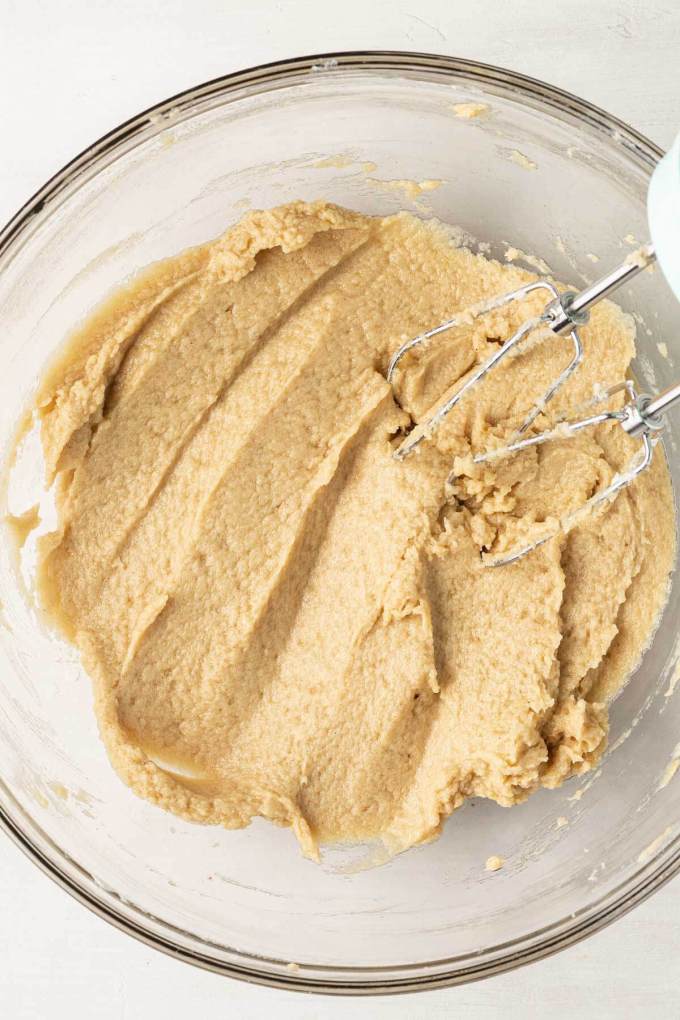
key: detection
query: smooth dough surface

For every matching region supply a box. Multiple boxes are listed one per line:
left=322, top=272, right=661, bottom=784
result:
left=34, top=201, right=676, bottom=858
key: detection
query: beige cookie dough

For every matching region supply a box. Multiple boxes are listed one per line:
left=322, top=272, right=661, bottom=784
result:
left=32, top=201, right=675, bottom=859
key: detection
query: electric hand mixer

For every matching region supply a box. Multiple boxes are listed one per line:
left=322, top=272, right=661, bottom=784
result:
left=387, top=133, right=680, bottom=566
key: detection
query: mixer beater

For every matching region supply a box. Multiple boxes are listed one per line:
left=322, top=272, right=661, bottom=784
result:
left=387, top=133, right=680, bottom=565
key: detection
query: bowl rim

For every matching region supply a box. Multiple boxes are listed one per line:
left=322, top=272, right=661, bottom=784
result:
left=0, top=48, right=676, bottom=995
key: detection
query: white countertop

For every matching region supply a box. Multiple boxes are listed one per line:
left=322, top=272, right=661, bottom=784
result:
left=2, top=1, right=680, bottom=1016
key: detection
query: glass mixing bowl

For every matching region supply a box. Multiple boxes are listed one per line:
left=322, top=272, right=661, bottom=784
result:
left=1, top=52, right=679, bottom=995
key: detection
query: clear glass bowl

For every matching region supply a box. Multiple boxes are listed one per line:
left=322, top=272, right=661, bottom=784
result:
left=1, top=52, right=679, bottom=995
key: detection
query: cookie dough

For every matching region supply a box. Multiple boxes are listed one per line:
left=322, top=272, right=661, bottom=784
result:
left=33, top=201, right=675, bottom=858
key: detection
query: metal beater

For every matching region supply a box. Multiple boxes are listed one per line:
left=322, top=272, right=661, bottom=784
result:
left=387, top=133, right=680, bottom=566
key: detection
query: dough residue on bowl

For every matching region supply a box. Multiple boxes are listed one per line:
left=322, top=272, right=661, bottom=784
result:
left=29, top=201, right=675, bottom=860
left=451, top=102, right=490, bottom=120
left=485, top=855, right=504, bottom=872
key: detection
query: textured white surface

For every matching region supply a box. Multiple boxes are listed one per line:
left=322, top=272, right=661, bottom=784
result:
left=2, top=1, right=680, bottom=1016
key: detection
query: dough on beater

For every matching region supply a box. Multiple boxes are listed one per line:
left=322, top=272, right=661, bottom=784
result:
left=31, top=201, right=675, bottom=859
